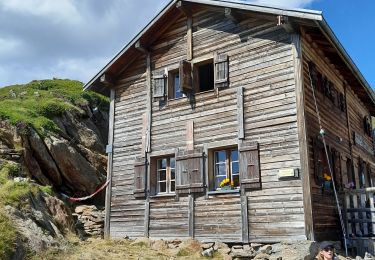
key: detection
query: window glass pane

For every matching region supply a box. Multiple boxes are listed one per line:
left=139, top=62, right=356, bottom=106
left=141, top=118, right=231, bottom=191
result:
left=170, top=158, right=175, bottom=169
left=159, top=182, right=166, bottom=193
left=174, top=74, right=182, bottom=98
left=158, top=158, right=166, bottom=169
left=158, top=170, right=166, bottom=181
left=215, top=151, right=226, bottom=163
left=170, top=169, right=175, bottom=180
left=171, top=181, right=175, bottom=192
left=231, top=162, right=239, bottom=175
left=231, top=150, right=238, bottom=162
left=232, top=174, right=240, bottom=187
left=215, top=163, right=226, bottom=177
left=215, top=175, right=226, bottom=189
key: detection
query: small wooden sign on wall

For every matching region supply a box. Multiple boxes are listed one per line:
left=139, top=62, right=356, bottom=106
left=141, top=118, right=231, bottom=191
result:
left=278, top=168, right=299, bottom=180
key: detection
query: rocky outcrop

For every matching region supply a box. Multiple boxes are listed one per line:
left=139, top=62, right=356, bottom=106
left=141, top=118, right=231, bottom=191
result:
left=73, top=205, right=104, bottom=237
left=4, top=191, right=73, bottom=257
left=0, top=105, right=108, bottom=198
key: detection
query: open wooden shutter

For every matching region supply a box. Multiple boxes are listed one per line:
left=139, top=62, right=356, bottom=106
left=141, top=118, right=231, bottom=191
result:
left=153, top=71, right=166, bottom=98
left=312, top=137, right=322, bottom=184
left=179, top=60, right=192, bottom=93
left=214, top=53, right=229, bottom=89
left=175, top=148, right=204, bottom=194
left=239, top=142, right=261, bottom=190
left=308, top=61, right=317, bottom=89
left=134, top=157, right=147, bottom=198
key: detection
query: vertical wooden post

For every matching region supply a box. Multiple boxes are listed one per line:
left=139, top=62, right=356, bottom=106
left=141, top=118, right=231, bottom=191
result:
left=146, top=52, right=152, bottom=153
left=186, top=121, right=194, bottom=150
left=187, top=15, right=193, bottom=61
left=188, top=194, right=195, bottom=238
left=104, top=88, right=116, bottom=238
left=237, top=86, right=244, bottom=140
left=144, top=198, right=150, bottom=237
left=241, top=190, right=249, bottom=243
left=292, top=33, right=314, bottom=240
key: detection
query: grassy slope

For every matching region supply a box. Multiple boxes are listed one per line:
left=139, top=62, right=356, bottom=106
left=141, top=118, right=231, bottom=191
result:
left=0, top=79, right=108, bottom=135
left=0, top=79, right=108, bottom=259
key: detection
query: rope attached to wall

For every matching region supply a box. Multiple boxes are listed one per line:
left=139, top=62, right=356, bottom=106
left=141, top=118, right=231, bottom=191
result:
left=61, top=180, right=110, bottom=201
left=307, top=63, right=348, bottom=256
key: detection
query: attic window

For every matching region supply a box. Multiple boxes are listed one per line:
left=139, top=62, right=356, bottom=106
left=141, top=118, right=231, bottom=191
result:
left=195, top=60, right=214, bottom=93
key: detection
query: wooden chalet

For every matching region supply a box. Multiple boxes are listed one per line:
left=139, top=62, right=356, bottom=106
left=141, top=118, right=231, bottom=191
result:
left=84, top=0, right=375, bottom=252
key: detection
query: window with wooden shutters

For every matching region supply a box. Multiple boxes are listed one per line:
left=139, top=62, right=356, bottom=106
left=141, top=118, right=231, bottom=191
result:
left=175, top=148, right=204, bottom=194
left=239, top=142, right=261, bottom=190
left=153, top=71, right=166, bottom=98
left=346, top=158, right=356, bottom=189
left=179, top=60, right=192, bottom=93
left=134, top=157, right=147, bottom=198
left=214, top=53, right=229, bottom=89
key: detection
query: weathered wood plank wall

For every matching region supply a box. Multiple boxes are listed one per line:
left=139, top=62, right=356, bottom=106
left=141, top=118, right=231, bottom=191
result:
left=110, top=7, right=307, bottom=242
left=301, top=32, right=375, bottom=240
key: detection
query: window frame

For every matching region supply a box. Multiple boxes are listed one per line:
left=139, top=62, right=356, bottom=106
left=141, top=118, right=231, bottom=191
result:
left=193, top=58, right=215, bottom=94
left=209, top=146, right=239, bottom=191
left=167, top=69, right=185, bottom=100
left=154, top=156, right=176, bottom=195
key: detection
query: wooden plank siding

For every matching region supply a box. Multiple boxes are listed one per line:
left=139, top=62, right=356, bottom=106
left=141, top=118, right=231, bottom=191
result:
left=301, top=31, right=375, bottom=241
left=109, top=8, right=307, bottom=242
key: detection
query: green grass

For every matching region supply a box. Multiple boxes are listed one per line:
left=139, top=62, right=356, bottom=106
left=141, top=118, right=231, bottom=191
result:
left=0, top=161, right=20, bottom=185
left=0, top=79, right=109, bottom=135
left=0, top=211, right=17, bottom=260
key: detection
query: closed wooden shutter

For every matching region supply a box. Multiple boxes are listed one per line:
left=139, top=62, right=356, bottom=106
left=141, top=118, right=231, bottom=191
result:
left=332, top=149, right=342, bottom=190
left=153, top=72, right=166, bottom=98
left=134, top=157, right=147, bottom=198
left=179, top=60, right=192, bottom=93
left=313, top=137, right=323, bottom=184
left=239, top=142, right=261, bottom=190
left=175, top=148, right=204, bottom=194
left=339, top=93, right=346, bottom=112
left=214, top=53, right=229, bottom=89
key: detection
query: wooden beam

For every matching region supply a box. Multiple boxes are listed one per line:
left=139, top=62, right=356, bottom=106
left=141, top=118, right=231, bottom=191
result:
left=187, top=15, right=193, bottom=61
left=237, top=86, right=245, bottom=140
left=135, top=40, right=147, bottom=53
left=292, top=33, right=314, bottom=240
left=224, top=8, right=244, bottom=23
left=176, top=1, right=191, bottom=16
left=277, top=15, right=296, bottom=34
left=144, top=198, right=150, bottom=237
left=188, top=194, right=195, bottom=238
left=146, top=52, right=152, bottom=153
left=100, top=73, right=114, bottom=86
left=186, top=121, right=194, bottom=150
left=104, top=88, right=115, bottom=239
left=241, top=191, right=249, bottom=243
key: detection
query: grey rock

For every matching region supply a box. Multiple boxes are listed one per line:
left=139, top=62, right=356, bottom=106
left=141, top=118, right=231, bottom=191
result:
left=259, top=245, right=272, bottom=254
left=214, top=241, right=230, bottom=251
left=254, top=253, right=271, bottom=259
left=202, top=248, right=214, bottom=257
left=202, top=242, right=214, bottom=249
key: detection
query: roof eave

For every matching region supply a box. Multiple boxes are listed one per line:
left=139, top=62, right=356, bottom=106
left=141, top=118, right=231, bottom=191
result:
left=316, top=18, right=375, bottom=106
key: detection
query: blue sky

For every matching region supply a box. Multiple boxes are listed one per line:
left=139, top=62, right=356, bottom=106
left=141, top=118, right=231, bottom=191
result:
left=0, top=0, right=373, bottom=90
left=307, top=0, right=375, bottom=89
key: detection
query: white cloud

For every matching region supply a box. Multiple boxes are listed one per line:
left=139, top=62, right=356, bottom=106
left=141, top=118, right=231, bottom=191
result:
left=0, top=0, right=82, bottom=24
